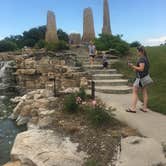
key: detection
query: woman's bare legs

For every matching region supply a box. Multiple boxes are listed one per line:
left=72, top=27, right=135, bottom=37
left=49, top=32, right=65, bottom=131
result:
left=142, top=87, right=148, bottom=111
left=131, top=86, right=139, bottom=111
left=90, top=56, right=94, bottom=65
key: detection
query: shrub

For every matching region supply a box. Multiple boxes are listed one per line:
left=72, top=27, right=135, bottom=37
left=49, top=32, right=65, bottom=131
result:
left=85, top=159, right=99, bottom=166
left=94, top=34, right=129, bottom=56
left=64, top=93, right=79, bottom=113
left=75, top=60, right=82, bottom=67
left=0, top=40, right=18, bottom=52
left=77, top=87, right=87, bottom=101
left=35, top=40, right=46, bottom=49
left=84, top=102, right=113, bottom=127
left=45, top=40, right=69, bottom=51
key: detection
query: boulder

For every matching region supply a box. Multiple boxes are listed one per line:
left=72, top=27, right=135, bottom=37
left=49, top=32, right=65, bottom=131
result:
left=11, top=129, right=87, bottom=166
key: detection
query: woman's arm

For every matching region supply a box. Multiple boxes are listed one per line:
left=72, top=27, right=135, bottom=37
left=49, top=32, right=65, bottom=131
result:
left=130, top=63, right=145, bottom=72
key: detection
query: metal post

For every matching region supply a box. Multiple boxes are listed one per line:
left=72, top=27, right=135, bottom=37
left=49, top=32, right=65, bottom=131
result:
left=91, top=80, right=95, bottom=100
left=53, top=77, right=56, bottom=97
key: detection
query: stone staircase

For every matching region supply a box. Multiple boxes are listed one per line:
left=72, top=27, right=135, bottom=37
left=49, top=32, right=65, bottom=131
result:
left=89, top=67, right=132, bottom=94
left=75, top=48, right=132, bottom=94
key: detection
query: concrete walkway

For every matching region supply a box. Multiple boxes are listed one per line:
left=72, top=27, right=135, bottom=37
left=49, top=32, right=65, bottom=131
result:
left=96, top=92, right=166, bottom=144
left=95, top=92, right=166, bottom=166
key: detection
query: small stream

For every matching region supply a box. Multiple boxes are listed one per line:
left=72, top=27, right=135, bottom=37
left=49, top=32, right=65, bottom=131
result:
left=0, top=61, right=26, bottom=165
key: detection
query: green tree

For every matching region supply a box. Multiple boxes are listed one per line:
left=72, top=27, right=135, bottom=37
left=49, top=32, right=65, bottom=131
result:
left=130, top=41, right=141, bottom=47
left=94, top=34, right=129, bottom=56
left=4, top=35, right=24, bottom=48
left=0, top=40, right=18, bottom=52
left=22, top=25, right=46, bottom=47
left=57, top=29, right=69, bottom=42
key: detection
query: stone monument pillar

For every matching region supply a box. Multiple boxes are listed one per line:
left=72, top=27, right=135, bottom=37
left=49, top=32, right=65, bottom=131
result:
left=102, top=0, right=112, bottom=35
left=82, top=8, right=95, bottom=43
left=45, top=10, right=58, bottom=42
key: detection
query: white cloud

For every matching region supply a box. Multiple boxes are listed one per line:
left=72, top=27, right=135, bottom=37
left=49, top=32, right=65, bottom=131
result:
left=143, top=36, right=166, bottom=46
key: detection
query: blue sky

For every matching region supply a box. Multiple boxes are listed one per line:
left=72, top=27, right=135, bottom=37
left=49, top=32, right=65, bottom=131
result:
left=0, top=0, right=166, bottom=46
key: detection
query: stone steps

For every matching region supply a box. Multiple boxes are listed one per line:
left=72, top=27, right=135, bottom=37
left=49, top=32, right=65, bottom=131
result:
left=84, top=65, right=103, bottom=69
left=76, top=50, right=131, bottom=94
left=77, top=55, right=118, bottom=60
left=95, top=86, right=132, bottom=94
left=94, top=79, right=128, bottom=86
left=92, top=74, right=123, bottom=80
left=82, top=59, right=119, bottom=65
left=89, top=69, right=117, bottom=74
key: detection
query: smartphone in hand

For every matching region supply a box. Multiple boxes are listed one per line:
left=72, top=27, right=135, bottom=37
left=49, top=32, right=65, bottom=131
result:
left=128, top=62, right=133, bottom=67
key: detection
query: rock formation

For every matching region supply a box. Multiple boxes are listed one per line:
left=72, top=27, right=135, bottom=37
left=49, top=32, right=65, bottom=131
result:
left=82, top=8, right=95, bottom=43
left=45, top=10, right=58, bottom=42
left=10, top=129, right=87, bottom=166
left=102, top=0, right=112, bottom=35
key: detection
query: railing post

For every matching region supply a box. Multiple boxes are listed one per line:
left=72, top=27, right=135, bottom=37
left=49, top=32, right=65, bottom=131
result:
left=91, top=80, right=95, bottom=100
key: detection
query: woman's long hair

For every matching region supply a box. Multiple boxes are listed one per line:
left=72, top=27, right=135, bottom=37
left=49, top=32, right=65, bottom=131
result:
left=137, top=45, right=149, bottom=65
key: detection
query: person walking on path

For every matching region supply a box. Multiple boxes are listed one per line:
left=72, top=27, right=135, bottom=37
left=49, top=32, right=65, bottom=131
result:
left=88, top=41, right=96, bottom=66
left=126, top=46, right=153, bottom=113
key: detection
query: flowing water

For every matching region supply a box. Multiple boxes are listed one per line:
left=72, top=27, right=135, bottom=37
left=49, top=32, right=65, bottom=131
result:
left=0, top=61, right=26, bottom=165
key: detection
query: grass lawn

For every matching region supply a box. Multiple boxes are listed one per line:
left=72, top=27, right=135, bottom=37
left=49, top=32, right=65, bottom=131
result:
left=112, top=46, right=166, bottom=115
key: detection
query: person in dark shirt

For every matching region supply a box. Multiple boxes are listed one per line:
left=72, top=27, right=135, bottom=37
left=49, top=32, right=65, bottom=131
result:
left=126, top=46, right=150, bottom=113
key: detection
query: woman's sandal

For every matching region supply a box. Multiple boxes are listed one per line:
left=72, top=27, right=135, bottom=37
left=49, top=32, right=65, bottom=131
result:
left=126, top=108, right=136, bottom=113
left=139, top=108, right=148, bottom=113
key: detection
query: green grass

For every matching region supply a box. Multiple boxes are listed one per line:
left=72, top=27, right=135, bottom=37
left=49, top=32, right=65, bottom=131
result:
left=112, top=46, right=166, bottom=115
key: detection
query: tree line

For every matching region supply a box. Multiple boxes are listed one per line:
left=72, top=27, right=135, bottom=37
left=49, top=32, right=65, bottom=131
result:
left=0, top=26, right=69, bottom=52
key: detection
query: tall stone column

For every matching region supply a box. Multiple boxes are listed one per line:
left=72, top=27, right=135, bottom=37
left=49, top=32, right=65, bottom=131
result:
left=102, top=0, right=112, bottom=35
left=45, top=10, right=58, bottom=42
left=82, top=8, right=95, bottom=43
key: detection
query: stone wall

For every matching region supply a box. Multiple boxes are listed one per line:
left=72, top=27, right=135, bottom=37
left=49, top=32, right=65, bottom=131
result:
left=13, top=51, right=86, bottom=93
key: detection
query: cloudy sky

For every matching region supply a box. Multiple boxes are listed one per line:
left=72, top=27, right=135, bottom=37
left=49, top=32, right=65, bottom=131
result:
left=0, top=0, right=166, bottom=46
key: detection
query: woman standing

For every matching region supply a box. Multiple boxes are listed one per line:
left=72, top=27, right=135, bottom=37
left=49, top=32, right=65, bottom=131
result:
left=88, top=41, right=96, bottom=65
left=127, top=46, right=152, bottom=113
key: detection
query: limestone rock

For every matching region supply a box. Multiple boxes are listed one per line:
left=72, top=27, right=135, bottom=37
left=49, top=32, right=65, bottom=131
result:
left=38, top=109, right=56, bottom=128
left=10, top=90, right=58, bottom=126
left=45, top=10, right=58, bottom=42
left=80, top=77, right=88, bottom=88
left=82, top=8, right=95, bottom=42
left=11, top=129, right=87, bottom=166
left=24, top=59, right=36, bottom=69
left=102, top=0, right=112, bottom=35
left=3, top=161, right=21, bottom=166
left=16, top=69, right=36, bottom=75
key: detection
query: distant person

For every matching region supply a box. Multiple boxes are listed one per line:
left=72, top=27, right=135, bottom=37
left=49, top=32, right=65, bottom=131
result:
left=126, top=46, right=153, bottom=113
left=102, top=51, right=108, bottom=69
left=88, top=41, right=96, bottom=65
